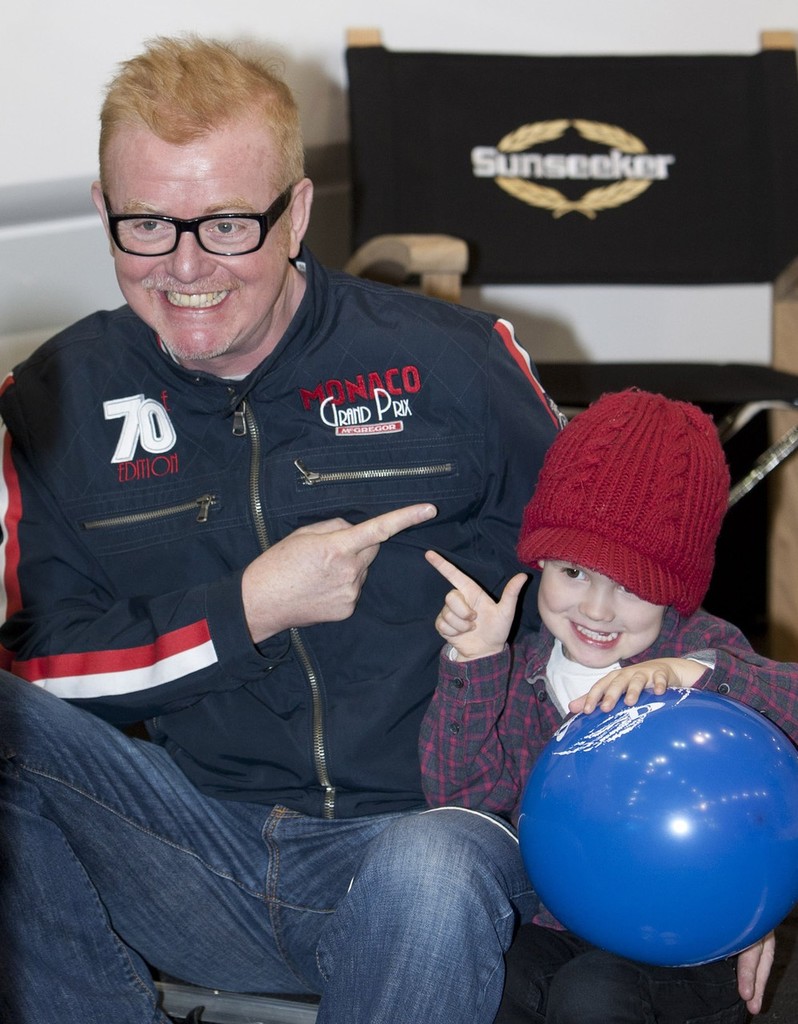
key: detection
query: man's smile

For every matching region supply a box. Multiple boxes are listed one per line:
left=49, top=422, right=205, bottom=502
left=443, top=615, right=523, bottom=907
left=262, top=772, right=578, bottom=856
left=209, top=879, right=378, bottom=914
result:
left=165, top=290, right=230, bottom=308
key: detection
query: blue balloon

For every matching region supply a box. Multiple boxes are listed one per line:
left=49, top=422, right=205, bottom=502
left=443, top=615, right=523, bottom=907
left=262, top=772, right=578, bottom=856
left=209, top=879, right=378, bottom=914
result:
left=518, top=688, right=798, bottom=966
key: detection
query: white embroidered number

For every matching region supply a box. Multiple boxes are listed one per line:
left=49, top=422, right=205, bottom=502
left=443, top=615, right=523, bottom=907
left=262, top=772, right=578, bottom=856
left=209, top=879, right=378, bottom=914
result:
left=104, top=395, right=177, bottom=464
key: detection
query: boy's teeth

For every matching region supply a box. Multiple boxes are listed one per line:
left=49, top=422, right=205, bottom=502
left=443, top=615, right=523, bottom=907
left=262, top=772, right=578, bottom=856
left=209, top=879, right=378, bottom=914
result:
left=577, top=625, right=619, bottom=642
left=167, top=291, right=228, bottom=308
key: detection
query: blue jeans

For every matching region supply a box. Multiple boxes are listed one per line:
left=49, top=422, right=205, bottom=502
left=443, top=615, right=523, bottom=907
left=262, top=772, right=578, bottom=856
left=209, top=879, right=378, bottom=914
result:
left=495, top=924, right=748, bottom=1024
left=0, top=671, right=536, bottom=1024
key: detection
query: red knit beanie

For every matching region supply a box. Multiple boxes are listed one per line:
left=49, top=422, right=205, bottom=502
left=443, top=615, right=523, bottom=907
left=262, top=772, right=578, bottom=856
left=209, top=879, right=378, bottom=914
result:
left=517, top=389, right=730, bottom=615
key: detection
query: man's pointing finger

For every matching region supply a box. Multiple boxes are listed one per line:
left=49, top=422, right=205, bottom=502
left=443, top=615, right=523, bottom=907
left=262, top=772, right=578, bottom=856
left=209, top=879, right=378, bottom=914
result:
left=347, top=503, right=437, bottom=552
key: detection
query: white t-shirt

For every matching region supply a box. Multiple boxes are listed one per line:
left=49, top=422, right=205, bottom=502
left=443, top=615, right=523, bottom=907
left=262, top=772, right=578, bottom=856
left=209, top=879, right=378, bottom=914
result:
left=545, top=639, right=620, bottom=718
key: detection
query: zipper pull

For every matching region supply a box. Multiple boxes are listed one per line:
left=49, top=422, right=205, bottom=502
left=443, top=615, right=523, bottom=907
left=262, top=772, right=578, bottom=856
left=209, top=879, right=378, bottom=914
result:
left=294, top=459, right=320, bottom=485
left=232, top=400, right=247, bottom=437
left=195, top=494, right=214, bottom=523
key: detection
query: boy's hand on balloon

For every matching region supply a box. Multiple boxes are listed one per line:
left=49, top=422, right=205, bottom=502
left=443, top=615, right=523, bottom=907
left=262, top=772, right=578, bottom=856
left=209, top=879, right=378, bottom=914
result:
left=425, top=550, right=526, bottom=662
left=570, top=658, right=706, bottom=715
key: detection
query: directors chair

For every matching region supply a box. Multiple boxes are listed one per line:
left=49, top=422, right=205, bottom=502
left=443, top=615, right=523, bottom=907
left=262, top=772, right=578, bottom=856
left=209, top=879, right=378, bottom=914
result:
left=344, top=28, right=798, bottom=658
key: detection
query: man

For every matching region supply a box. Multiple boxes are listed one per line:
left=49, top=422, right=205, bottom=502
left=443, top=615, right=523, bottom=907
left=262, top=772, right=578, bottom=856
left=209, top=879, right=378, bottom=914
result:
left=0, top=35, right=561, bottom=1024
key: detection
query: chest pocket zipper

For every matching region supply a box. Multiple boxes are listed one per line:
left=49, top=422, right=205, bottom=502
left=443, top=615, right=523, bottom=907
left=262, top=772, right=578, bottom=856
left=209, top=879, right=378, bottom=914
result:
left=294, top=458, right=454, bottom=485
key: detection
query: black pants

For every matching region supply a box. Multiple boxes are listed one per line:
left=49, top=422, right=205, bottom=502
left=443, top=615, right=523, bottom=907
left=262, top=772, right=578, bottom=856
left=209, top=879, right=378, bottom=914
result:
left=496, top=924, right=748, bottom=1024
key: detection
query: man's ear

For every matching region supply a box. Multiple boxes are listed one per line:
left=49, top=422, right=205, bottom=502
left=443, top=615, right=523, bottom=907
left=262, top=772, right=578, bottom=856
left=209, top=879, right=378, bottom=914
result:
left=286, top=177, right=313, bottom=259
left=90, top=181, right=114, bottom=256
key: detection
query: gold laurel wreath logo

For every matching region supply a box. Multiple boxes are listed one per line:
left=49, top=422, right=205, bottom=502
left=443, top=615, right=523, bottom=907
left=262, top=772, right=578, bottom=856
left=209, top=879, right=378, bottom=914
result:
left=494, top=119, right=653, bottom=219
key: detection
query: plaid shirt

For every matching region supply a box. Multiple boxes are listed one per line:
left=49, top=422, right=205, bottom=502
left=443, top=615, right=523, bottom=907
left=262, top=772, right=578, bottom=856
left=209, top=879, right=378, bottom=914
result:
left=419, top=606, right=798, bottom=825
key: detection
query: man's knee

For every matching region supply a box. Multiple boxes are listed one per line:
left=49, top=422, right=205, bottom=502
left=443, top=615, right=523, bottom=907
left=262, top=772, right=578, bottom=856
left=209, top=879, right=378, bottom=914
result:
left=347, top=807, right=530, bottom=936
left=362, top=808, right=518, bottom=879
left=317, top=809, right=527, bottom=996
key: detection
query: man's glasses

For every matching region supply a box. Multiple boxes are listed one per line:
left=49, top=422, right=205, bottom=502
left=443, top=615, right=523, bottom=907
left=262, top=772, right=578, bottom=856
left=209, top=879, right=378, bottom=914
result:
left=104, top=187, right=294, bottom=257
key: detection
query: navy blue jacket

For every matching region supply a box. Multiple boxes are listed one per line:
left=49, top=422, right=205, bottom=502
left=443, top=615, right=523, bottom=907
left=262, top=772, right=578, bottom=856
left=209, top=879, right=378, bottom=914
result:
left=0, top=248, right=561, bottom=817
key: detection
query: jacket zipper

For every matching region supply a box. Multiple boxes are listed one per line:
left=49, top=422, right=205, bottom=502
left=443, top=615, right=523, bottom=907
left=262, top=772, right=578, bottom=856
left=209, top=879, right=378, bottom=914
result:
left=238, top=400, right=337, bottom=819
left=82, top=494, right=216, bottom=530
left=294, top=458, right=454, bottom=485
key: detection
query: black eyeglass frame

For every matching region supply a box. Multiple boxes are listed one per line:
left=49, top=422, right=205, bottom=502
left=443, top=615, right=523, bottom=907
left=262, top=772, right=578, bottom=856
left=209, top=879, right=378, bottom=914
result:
left=104, top=186, right=294, bottom=257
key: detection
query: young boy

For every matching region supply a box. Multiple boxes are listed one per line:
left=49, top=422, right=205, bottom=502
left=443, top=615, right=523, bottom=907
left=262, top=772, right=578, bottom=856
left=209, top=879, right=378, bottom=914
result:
left=420, top=388, right=798, bottom=1024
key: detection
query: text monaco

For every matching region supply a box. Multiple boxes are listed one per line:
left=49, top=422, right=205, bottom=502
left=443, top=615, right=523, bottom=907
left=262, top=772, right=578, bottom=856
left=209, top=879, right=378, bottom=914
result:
left=299, top=366, right=422, bottom=412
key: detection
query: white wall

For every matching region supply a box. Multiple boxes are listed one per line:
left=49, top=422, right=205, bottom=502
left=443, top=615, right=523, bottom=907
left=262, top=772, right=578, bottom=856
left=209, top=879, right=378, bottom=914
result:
left=1, top=0, right=795, bottom=370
